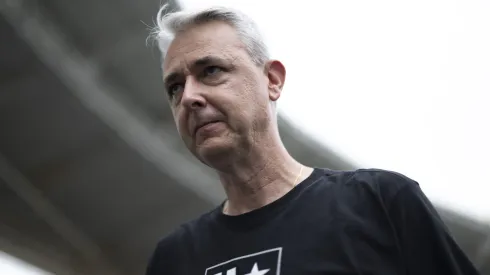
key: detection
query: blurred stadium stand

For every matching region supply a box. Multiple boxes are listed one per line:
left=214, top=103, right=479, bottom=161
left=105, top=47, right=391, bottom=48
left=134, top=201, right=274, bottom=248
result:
left=0, top=0, right=489, bottom=274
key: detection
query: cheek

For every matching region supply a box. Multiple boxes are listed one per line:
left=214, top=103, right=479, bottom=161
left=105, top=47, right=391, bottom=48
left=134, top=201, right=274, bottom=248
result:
left=241, top=75, right=268, bottom=112
left=173, top=109, right=187, bottom=137
left=228, top=75, right=261, bottom=106
left=219, top=82, right=251, bottom=121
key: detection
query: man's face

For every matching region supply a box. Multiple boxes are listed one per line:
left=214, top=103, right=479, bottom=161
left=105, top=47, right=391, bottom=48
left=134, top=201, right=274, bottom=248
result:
left=162, top=21, right=281, bottom=165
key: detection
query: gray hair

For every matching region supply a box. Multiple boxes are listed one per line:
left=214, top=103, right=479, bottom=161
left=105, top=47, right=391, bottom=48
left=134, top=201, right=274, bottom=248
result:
left=150, top=5, right=270, bottom=66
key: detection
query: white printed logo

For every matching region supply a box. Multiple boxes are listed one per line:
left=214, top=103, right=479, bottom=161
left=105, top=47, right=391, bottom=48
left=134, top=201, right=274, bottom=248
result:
left=205, top=248, right=282, bottom=275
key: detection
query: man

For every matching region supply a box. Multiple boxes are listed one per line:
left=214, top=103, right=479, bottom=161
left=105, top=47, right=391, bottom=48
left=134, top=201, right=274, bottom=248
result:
left=146, top=5, right=480, bottom=275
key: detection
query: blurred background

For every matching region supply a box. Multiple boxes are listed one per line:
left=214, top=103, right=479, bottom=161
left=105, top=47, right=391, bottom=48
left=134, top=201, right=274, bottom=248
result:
left=0, top=0, right=489, bottom=274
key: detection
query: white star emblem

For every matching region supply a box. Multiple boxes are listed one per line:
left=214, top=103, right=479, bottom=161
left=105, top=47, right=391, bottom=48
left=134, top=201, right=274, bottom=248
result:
left=244, top=263, right=269, bottom=275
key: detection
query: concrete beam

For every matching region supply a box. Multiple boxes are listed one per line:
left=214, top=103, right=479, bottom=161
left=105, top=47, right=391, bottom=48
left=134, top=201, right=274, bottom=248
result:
left=476, top=234, right=490, bottom=269
left=0, top=223, right=81, bottom=275
left=0, top=154, right=118, bottom=275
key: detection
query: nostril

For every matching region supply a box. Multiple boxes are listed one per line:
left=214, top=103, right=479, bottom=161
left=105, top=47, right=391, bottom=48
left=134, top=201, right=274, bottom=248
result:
left=191, top=100, right=205, bottom=109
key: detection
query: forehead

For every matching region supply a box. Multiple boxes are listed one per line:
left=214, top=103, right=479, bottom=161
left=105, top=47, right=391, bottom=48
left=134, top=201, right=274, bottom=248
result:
left=163, top=21, right=247, bottom=72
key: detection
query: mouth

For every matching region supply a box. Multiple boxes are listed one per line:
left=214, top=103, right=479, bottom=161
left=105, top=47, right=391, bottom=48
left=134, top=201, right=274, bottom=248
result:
left=194, top=120, right=220, bottom=136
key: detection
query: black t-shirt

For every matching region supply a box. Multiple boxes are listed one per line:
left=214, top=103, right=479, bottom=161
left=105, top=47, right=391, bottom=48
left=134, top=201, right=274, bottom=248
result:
left=146, top=168, right=480, bottom=275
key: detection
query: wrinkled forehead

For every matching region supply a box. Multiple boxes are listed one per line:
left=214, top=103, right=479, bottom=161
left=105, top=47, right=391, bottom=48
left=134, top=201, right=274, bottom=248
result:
left=163, top=21, right=247, bottom=72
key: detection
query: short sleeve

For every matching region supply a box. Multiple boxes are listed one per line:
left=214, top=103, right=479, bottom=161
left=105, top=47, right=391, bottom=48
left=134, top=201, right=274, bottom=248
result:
left=386, top=176, right=480, bottom=275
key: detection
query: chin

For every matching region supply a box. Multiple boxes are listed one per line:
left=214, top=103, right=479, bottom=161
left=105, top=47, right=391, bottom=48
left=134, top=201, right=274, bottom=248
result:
left=194, top=138, right=234, bottom=167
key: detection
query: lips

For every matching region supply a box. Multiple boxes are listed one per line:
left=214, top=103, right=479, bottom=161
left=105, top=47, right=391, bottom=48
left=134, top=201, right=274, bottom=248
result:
left=193, top=120, right=220, bottom=136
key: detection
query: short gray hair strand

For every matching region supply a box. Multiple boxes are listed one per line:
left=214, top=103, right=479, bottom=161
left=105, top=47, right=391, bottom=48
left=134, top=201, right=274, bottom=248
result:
left=150, top=5, right=270, bottom=66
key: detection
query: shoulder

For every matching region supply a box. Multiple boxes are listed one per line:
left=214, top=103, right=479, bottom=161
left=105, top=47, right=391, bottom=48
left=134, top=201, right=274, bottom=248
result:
left=322, top=167, right=417, bottom=189
left=320, top=167, right=420, bottom=206
left=352, top=168, right=418, bottom=189
left=146, top=225, right=183, bottom=274
left=146, top=208, right=218, bottom=274
left=154, top=207, right=217, bottom=250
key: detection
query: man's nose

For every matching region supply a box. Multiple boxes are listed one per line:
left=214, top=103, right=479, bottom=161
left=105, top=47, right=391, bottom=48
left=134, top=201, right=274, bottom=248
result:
left=181, top=77, right=206, bottom=110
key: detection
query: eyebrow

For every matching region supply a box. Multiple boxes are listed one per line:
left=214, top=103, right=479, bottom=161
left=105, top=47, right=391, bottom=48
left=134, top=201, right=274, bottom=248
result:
left=163, top=55, right=225, bottom=87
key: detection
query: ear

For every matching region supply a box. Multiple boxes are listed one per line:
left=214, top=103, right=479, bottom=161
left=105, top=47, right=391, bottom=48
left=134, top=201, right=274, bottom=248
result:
left=265, top=60, right=286, bottom=102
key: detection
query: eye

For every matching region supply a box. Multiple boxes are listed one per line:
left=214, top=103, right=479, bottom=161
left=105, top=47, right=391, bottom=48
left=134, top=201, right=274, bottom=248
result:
left=203, top=66, right=223, bottom=77
left=167, top=83, right=184, bottom=98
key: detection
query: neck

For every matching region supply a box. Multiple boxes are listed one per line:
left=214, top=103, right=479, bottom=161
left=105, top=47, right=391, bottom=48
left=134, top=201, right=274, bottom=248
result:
left=216, top=131, right=311, bottom=215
